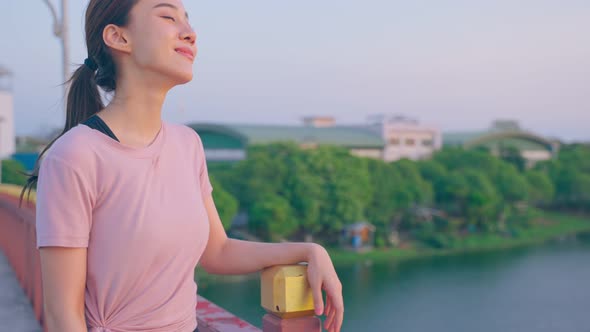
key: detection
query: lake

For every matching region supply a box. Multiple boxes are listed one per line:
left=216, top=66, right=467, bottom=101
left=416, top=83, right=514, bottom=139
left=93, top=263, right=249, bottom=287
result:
left=197, top=233, right=590, bottom=332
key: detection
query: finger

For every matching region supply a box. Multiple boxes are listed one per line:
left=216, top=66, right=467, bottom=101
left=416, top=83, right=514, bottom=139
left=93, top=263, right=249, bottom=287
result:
left=333, top=306, right=340, bottom=331
left=324, top=294, right=331, bottom=317
left=335, top=305, right=344, bottom=332
left=334, top=296, right=344, bottom=332
left=325, top=296, right=334, bottom=331
left=325, top=308, right=335, bottom=332
left=311, top=280, right=324, bottom=316
left=327, top=286, right=343, bottom=332
left=324, top=297, right=334, bottom=330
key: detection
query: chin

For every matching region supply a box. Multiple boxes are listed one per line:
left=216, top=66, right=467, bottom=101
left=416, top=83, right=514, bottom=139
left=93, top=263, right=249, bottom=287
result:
left=177, top=72, right=194, bottom=84
left=169, top=69, right=194, bottom=86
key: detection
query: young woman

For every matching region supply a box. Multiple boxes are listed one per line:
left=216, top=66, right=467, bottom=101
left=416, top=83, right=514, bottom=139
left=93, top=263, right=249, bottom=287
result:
left=20, top=1, right=344, bottom=331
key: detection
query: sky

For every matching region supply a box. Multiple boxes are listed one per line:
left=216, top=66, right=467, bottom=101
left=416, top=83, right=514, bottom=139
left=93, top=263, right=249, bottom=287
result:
left=0, top=0, right=589, bottom=141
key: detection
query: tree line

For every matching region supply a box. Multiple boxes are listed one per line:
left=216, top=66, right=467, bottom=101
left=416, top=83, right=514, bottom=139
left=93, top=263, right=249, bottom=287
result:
left=209, top=142, right=590, bottom=247
left=5, top=142, right=589, bottom=248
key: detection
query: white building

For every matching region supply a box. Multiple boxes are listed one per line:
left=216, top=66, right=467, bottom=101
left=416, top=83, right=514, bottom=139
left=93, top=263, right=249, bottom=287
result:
left=0, top=66, right=16, bottom=159
left=367, top=115, right=442, bottom=162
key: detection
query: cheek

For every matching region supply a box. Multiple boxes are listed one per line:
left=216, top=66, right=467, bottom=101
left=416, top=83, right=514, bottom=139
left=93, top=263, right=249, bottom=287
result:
left=132, top=29, right=172, bottom=66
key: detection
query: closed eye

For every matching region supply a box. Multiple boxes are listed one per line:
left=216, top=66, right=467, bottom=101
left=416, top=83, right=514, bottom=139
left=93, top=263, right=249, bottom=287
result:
left=161, top=16, right=175, bottom=22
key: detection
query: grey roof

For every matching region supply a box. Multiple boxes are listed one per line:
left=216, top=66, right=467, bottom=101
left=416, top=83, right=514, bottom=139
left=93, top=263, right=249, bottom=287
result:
left=442, top=131, right=486, bottom=146
left=443, top=129, right=556, bottom=152
left=190, top=123, right=385, bottom=148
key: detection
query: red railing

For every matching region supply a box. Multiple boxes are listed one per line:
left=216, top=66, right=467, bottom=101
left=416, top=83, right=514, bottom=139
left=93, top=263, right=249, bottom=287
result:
left=0, top=191, right=44, bottom=325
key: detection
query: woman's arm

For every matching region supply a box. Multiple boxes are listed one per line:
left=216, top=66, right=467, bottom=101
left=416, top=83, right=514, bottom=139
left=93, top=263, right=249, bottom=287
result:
left=199, top=194, right=316, bottom=275
left=39, top=247, right=88, bottom=332
left=199, top=194, right=344, bottom=332
left=201, top=238, right=318, bottom=275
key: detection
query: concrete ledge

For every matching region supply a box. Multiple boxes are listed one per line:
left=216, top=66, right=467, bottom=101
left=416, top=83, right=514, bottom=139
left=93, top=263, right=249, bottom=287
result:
left=0, top=249, right=42, bottom=332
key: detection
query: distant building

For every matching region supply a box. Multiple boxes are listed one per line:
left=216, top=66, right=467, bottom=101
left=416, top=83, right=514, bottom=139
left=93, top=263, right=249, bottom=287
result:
left=0, top=66, right=16, bottom=159
left=340, top=221, right=376, bottom=252
left=443, top=120, right=559, bottom=168
left=186, top=117, right=385, bottom=162
left=302, top=116, right=336, bottom=128
left=366, top=114, right=442, bottom=162
left=187, top=115, right=446, bottom=163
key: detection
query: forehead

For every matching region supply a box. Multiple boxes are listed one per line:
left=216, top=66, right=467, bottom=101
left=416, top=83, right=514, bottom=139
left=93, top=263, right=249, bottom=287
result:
left=134, top=0, right=188, bottom=15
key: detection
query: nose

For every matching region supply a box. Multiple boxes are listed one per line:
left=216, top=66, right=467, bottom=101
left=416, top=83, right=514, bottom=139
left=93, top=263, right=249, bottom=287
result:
left=180, top=25, right=196, bottom=45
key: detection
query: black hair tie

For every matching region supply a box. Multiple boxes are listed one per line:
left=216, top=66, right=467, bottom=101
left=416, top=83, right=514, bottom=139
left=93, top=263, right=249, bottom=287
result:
left=84, top=57, right=98, bottom=71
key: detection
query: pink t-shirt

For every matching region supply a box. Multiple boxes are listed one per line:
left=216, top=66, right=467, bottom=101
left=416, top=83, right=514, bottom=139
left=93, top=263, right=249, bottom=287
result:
left=35, top=120, right=212, bottom=332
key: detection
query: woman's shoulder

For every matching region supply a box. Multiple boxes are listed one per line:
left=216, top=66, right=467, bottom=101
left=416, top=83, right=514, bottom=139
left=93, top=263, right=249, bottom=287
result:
left=42, top=124, right=96, bottom=168
left=167, top=122, right=204, bottom=146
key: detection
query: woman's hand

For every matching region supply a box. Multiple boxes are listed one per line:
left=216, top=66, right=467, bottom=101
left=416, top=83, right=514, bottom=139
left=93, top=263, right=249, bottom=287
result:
left=306, top=244, right=344, bottom=332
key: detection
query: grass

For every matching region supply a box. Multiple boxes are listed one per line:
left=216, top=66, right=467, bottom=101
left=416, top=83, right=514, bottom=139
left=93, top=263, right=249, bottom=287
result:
left=327, top=212, right=590, bottom=266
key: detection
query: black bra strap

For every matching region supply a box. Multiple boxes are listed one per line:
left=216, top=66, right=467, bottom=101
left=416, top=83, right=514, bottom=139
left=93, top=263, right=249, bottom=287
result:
left=82, top=114, right=120, bottom=142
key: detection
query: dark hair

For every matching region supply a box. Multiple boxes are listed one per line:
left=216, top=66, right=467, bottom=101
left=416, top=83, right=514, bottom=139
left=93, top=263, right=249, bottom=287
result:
left=19, top=0, right=139, bottom=208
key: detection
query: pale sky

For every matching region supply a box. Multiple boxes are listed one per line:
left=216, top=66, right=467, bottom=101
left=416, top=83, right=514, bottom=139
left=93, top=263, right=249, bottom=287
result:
left=1, top=0, right=589, bottom=141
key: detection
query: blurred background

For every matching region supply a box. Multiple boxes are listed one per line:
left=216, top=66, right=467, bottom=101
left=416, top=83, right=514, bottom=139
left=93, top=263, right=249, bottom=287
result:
left=0, top=1, right=589, bottom=331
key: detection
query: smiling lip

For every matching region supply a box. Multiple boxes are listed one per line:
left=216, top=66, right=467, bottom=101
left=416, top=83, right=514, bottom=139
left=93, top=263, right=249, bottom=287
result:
left=175, top=47, right=195, bottom=61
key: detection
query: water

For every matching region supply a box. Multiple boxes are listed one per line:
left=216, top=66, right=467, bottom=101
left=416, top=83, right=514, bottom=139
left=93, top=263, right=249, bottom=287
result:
left=197, top=234, right=590, bottom=332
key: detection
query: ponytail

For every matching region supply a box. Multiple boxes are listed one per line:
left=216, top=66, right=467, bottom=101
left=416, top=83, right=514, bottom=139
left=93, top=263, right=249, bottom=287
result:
left=19, top=62, right=103, bottom=208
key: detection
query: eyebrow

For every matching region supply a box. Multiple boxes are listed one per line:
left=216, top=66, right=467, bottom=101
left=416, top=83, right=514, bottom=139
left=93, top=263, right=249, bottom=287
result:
left=153, top=3, right=189, bottom=19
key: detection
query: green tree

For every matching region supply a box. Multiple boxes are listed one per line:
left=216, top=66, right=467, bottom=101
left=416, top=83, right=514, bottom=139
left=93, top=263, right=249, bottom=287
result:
left=434, top=168, right=500, bottom=231
left=418, top=159, right=449, bottom=204
left=436, top=171, right=469, bottom=215
left=2, top=159, right=28, bottom=186
left=249, top=194, right=298, bottom=241
left=210, top=176, right=238, bottom=230
left=365, top=159, right=409, bottom=244
left=494, top=164, right=529, bottom=203
left=418, top=159, right=448, bottom=182
left=462, top=170, right=501, bottom=231
left=541, top=144, right=590, bottom=211
left=556, top=144, right=590, bottom=174
left=553, top=167, right=590, bottom=210
left=232, top=144, right=289, bottom=210
left=307, top=146, right=371, bottom=238
left=525, top=170, right=554, bottom=206
left=433, top=147, right=503, bottom=177
left=393, top=159, right=434, bottom=205
left=281, top=150, right=324, bottom=240
left=499, top=146, right=526, bottom=172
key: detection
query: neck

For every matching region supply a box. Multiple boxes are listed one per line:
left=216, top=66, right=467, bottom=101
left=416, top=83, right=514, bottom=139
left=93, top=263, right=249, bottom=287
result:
left=101, top=72, right=170, bottom=144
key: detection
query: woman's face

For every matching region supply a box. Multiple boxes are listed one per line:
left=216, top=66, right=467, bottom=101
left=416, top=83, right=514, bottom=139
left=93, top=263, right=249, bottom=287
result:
left=124, top=0, right=197, bottom=86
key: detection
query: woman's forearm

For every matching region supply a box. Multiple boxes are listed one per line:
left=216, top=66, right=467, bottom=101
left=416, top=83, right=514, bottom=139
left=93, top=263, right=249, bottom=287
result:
left=44, top=312, right=87, bottom=332
left=202, top=239, right=319, bottom=275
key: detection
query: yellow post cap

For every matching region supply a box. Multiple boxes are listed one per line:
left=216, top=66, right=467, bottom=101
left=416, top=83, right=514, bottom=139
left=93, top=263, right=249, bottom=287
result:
left=261, top=264, right=316, bottom=319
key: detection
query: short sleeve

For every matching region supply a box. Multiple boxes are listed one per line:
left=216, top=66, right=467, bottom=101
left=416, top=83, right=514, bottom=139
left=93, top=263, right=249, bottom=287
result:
left=35, top=155, right=94, bottom=249
left=195, top=133, right=213, bottom=198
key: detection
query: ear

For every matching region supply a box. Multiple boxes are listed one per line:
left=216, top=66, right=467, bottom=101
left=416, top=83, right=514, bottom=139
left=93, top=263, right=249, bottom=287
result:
left=103, top=24, right=132, bottom=54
